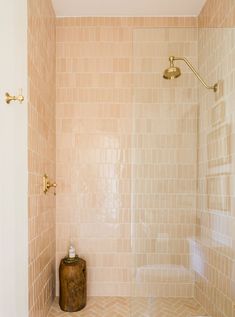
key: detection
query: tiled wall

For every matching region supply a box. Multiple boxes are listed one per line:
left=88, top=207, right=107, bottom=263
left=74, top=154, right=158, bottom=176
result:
left=199, top=0, right=235, bottom=28
left=26, top=0, right=235, bottom=312
left=132, top=28, right=198, bottom=297
left=28, top=0, right=56, bottom=316
left=27, top=0, right=235, bottom=312
left=194, top=1, right=235, bottom=316
left=55, top=17, right=198, bottom=297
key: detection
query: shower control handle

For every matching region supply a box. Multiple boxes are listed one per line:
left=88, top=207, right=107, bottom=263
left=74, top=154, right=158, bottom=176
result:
left=43, top=174, right=57, bottom=194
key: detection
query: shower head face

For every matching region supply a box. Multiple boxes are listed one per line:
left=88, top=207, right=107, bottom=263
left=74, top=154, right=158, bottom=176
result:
left=163, top=66, right=181, bottom=80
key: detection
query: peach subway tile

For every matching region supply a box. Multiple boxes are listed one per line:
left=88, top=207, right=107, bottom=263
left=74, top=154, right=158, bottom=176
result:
left=199, top=0, right=235, bottom=28
left=195, top=2, right=235, bottom=316
left=28, top=0, right=56, bottom=316
left=56, top=20, right=198, bottom=298
left=56, top=17, right=198, bottom=28
left=26, top=3, right=235, bottom=317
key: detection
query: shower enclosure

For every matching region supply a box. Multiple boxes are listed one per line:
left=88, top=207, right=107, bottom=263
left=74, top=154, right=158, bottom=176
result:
left=130, top=26, right=234, bottom=317
left=54, top=19, right=234, bottom=317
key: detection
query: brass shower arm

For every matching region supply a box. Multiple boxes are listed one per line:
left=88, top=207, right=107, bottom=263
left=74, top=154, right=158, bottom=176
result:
left=172, top=56, right=218, bottom=92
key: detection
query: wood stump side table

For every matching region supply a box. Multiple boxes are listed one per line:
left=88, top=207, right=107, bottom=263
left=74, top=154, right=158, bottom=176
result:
left=59, top=256, right=87, bottom=312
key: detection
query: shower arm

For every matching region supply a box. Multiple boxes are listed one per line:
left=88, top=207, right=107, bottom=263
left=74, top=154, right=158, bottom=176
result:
left=172, top=56, right=218, bottom=92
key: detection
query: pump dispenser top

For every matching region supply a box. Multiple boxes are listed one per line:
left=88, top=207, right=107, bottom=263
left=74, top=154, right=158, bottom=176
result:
left=68, top=245, right=76, bottom=258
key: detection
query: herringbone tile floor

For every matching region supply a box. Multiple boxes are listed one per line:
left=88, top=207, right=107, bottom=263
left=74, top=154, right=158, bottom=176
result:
left=48, top=297, right=206, bottom=317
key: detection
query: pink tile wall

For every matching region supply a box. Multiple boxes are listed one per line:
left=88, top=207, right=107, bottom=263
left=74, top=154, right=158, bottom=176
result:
left=56, top=17, right=198, bottom=297
left=27, top=1, right=235, bottom=312
left=199, top=0, right=235, bottom=27
left=28, top=0, right=56, bottom=316
left=132, top=28, right=198, bottom=297
left=194, top=1, right=235, bottom=316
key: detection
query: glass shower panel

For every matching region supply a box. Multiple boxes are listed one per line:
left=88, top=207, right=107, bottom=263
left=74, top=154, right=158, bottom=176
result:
left=131, top=27, right=198, bottom=316
left=195, top=27, right=235, bottom=317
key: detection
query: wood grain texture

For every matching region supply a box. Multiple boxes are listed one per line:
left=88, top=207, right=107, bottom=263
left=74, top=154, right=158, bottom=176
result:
left=59, top=257, right=87, bottom=312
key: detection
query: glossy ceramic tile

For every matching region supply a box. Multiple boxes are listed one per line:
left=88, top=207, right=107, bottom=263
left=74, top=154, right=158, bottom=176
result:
left=131, top=28, right=198, bottom=298
left=56, top=17, right=198, bottom=28
left=195, top=2, right=235, bottom=316
left=26, top=1, right=235, bottom=315
left=56, top=21, right=198, bottom=297
left=47, top=297, right=206, bottom=317
left=28, top=0, right=56, bottom=316
left=199, top=0, right=235, bottom=27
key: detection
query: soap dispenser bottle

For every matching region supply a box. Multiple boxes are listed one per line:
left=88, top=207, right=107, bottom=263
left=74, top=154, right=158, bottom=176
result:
left=68, top=245, right=76, bottom=259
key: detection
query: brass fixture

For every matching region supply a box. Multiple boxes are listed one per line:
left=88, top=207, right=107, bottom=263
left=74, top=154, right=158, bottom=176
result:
left=43, top=174, right=57, bottom=194
left=163, top=56, right=218, bottom=92
left=5, top=90, right=24, bottom=104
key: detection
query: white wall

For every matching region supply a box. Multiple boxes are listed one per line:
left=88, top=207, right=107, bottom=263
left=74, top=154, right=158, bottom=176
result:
left=0, top=0, right=28, bottom=316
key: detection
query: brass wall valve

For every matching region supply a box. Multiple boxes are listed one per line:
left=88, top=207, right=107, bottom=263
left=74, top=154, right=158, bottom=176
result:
left=43, top=174, right=57, bottom=194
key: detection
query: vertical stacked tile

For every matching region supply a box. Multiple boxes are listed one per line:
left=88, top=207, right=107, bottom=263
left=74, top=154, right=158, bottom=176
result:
left=55, top=17, right=198, bottom=298
left=131, top=28, right=198, bottom=297
left=28, top=0, right=56, bottom=316
left=56, top=17, right=134, bottom=296
left=195, top=1, right=235, bottom=316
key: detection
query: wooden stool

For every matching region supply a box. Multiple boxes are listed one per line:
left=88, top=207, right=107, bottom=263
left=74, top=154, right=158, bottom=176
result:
left=59, top=256, right=87, bottom=312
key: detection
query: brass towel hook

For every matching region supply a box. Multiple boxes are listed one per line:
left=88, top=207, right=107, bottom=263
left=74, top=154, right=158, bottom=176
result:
left=43, top=174, right=57, bottom=194
left=5, top=89, right=24, bottom=104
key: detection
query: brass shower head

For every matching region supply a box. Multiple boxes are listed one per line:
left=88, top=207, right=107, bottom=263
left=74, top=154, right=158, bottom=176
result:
left=163, top=56, right=181, bottom=80
left=163, top=56, right=218, bottom=92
